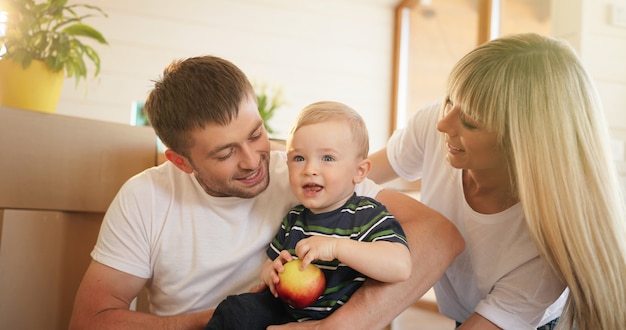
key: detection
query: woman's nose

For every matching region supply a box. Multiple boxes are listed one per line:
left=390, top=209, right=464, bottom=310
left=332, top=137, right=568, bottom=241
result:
left=437, top=112, right=454, bottom=135
left=437, top=106, right=458, bottom=135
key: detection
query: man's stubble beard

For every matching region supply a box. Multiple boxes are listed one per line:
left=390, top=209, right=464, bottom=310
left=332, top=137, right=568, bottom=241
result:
left=194, top=152, right=271, bottom=198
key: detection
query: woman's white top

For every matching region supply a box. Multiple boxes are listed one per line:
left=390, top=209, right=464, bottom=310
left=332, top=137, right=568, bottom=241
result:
left=386, top=101, right=567, bottom=329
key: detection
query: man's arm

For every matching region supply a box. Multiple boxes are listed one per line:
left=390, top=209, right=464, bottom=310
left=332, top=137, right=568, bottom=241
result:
left=269, top=189, right=465, bottom=329
left=70, top=260, right=213, bottom=330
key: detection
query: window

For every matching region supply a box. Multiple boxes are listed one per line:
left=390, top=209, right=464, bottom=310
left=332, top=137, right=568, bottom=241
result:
left=392, top=0, right=551, bottom=131
left=0, top=10, right=7, bottom=57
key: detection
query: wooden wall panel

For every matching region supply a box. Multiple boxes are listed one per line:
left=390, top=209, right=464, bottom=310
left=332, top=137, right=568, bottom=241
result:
left=0, top=210, right=103, bottom=330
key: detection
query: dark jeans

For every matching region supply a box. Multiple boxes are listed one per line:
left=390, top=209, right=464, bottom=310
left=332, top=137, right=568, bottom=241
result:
left=205, top=290, right=295, bottom=330
left=455, top=318, right=558, bottom=329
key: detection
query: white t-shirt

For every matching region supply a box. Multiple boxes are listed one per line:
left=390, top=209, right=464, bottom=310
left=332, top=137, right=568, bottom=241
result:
left=386, top=101, right=567, bottom=329
left=91, top=150, right=382, bottom=316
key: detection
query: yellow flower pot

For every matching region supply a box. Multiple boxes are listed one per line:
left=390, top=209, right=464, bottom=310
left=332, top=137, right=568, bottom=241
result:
left=0, top=59, right=64, bottom=113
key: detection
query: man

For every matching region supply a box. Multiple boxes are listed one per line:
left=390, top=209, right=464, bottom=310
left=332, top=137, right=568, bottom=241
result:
left=69, top=55, right=464, bottom=329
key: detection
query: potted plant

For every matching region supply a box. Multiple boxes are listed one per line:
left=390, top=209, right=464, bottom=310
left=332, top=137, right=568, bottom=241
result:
left=0, top=0, right=108, bottom=113
left=254, top=82, right=284, bottom=135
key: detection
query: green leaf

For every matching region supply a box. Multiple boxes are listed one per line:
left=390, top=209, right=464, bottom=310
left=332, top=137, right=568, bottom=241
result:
left=1, top=0, right=108, bottom=86
left=254, top=82, right=284, bottom=135
left=51, top=0, right=69, bottom=8
left=62, top=24, right=108, bottom=44
left=83, top=46, right=101, bottom=76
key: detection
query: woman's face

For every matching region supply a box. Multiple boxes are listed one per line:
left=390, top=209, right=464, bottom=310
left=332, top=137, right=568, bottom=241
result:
left=436, top=98, right=506, bottom=171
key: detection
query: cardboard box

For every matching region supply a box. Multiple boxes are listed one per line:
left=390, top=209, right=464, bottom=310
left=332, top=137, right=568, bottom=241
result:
left=0, top=106, right=158, bottom=212
left=0, top=209, right=103, bottom=329
left=0, top=106, right=159, bottom=329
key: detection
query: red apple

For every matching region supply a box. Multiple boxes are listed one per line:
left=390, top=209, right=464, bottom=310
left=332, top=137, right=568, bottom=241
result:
left=276, top=259, right=326, bottom=309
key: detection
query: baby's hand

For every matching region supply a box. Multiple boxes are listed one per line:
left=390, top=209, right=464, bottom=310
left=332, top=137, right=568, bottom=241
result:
left=295, top=236, right=338, bottom=269
left=265, top=250, right=294, bottom=297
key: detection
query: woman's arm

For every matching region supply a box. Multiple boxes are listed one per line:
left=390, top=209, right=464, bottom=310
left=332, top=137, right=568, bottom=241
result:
left=367, top=148, right=399, bottom=183
left=269, top=189, right=465, bottom=329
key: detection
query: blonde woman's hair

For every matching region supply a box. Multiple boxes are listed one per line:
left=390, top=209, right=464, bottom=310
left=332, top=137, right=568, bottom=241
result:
left=446, top=33, right=626, bottom=329
left=288, top=101, right=369, bottom=159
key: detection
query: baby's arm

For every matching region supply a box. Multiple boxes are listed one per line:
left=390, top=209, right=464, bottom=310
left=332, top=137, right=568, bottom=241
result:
left=296, top=236, right=411, bottom=283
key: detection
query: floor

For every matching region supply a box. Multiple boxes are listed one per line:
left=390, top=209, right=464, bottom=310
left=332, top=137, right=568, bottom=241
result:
left=390, top=307, right=455, bottom=330
left=387, top=289, right=455, bottom=330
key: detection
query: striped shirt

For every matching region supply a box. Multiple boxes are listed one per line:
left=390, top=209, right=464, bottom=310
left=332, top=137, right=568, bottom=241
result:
left=267, top=193, right=409, bottom=321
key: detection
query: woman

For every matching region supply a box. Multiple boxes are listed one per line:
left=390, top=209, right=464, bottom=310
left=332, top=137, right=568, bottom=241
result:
left=369, top=33, right=626, bottom=329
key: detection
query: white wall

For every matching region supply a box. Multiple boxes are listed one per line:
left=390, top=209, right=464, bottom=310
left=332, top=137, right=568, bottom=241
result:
left=45, top=0, right=626, bottom=157
left=552, top=0, right=626, bottom=143
left=552, top=0, right=626, bottom=195
left=55, top=0, right=397, bottom=151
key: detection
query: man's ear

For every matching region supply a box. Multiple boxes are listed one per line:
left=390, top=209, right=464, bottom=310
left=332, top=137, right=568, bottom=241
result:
left=165, top=149, right=194, bottom=174
left=353, top=158, right=372, bottom=184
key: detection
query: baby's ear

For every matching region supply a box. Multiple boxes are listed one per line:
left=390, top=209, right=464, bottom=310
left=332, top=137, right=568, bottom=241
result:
left=353, top=158, right=372, bottom=184
left=165, top=149, right=194, bottom=174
